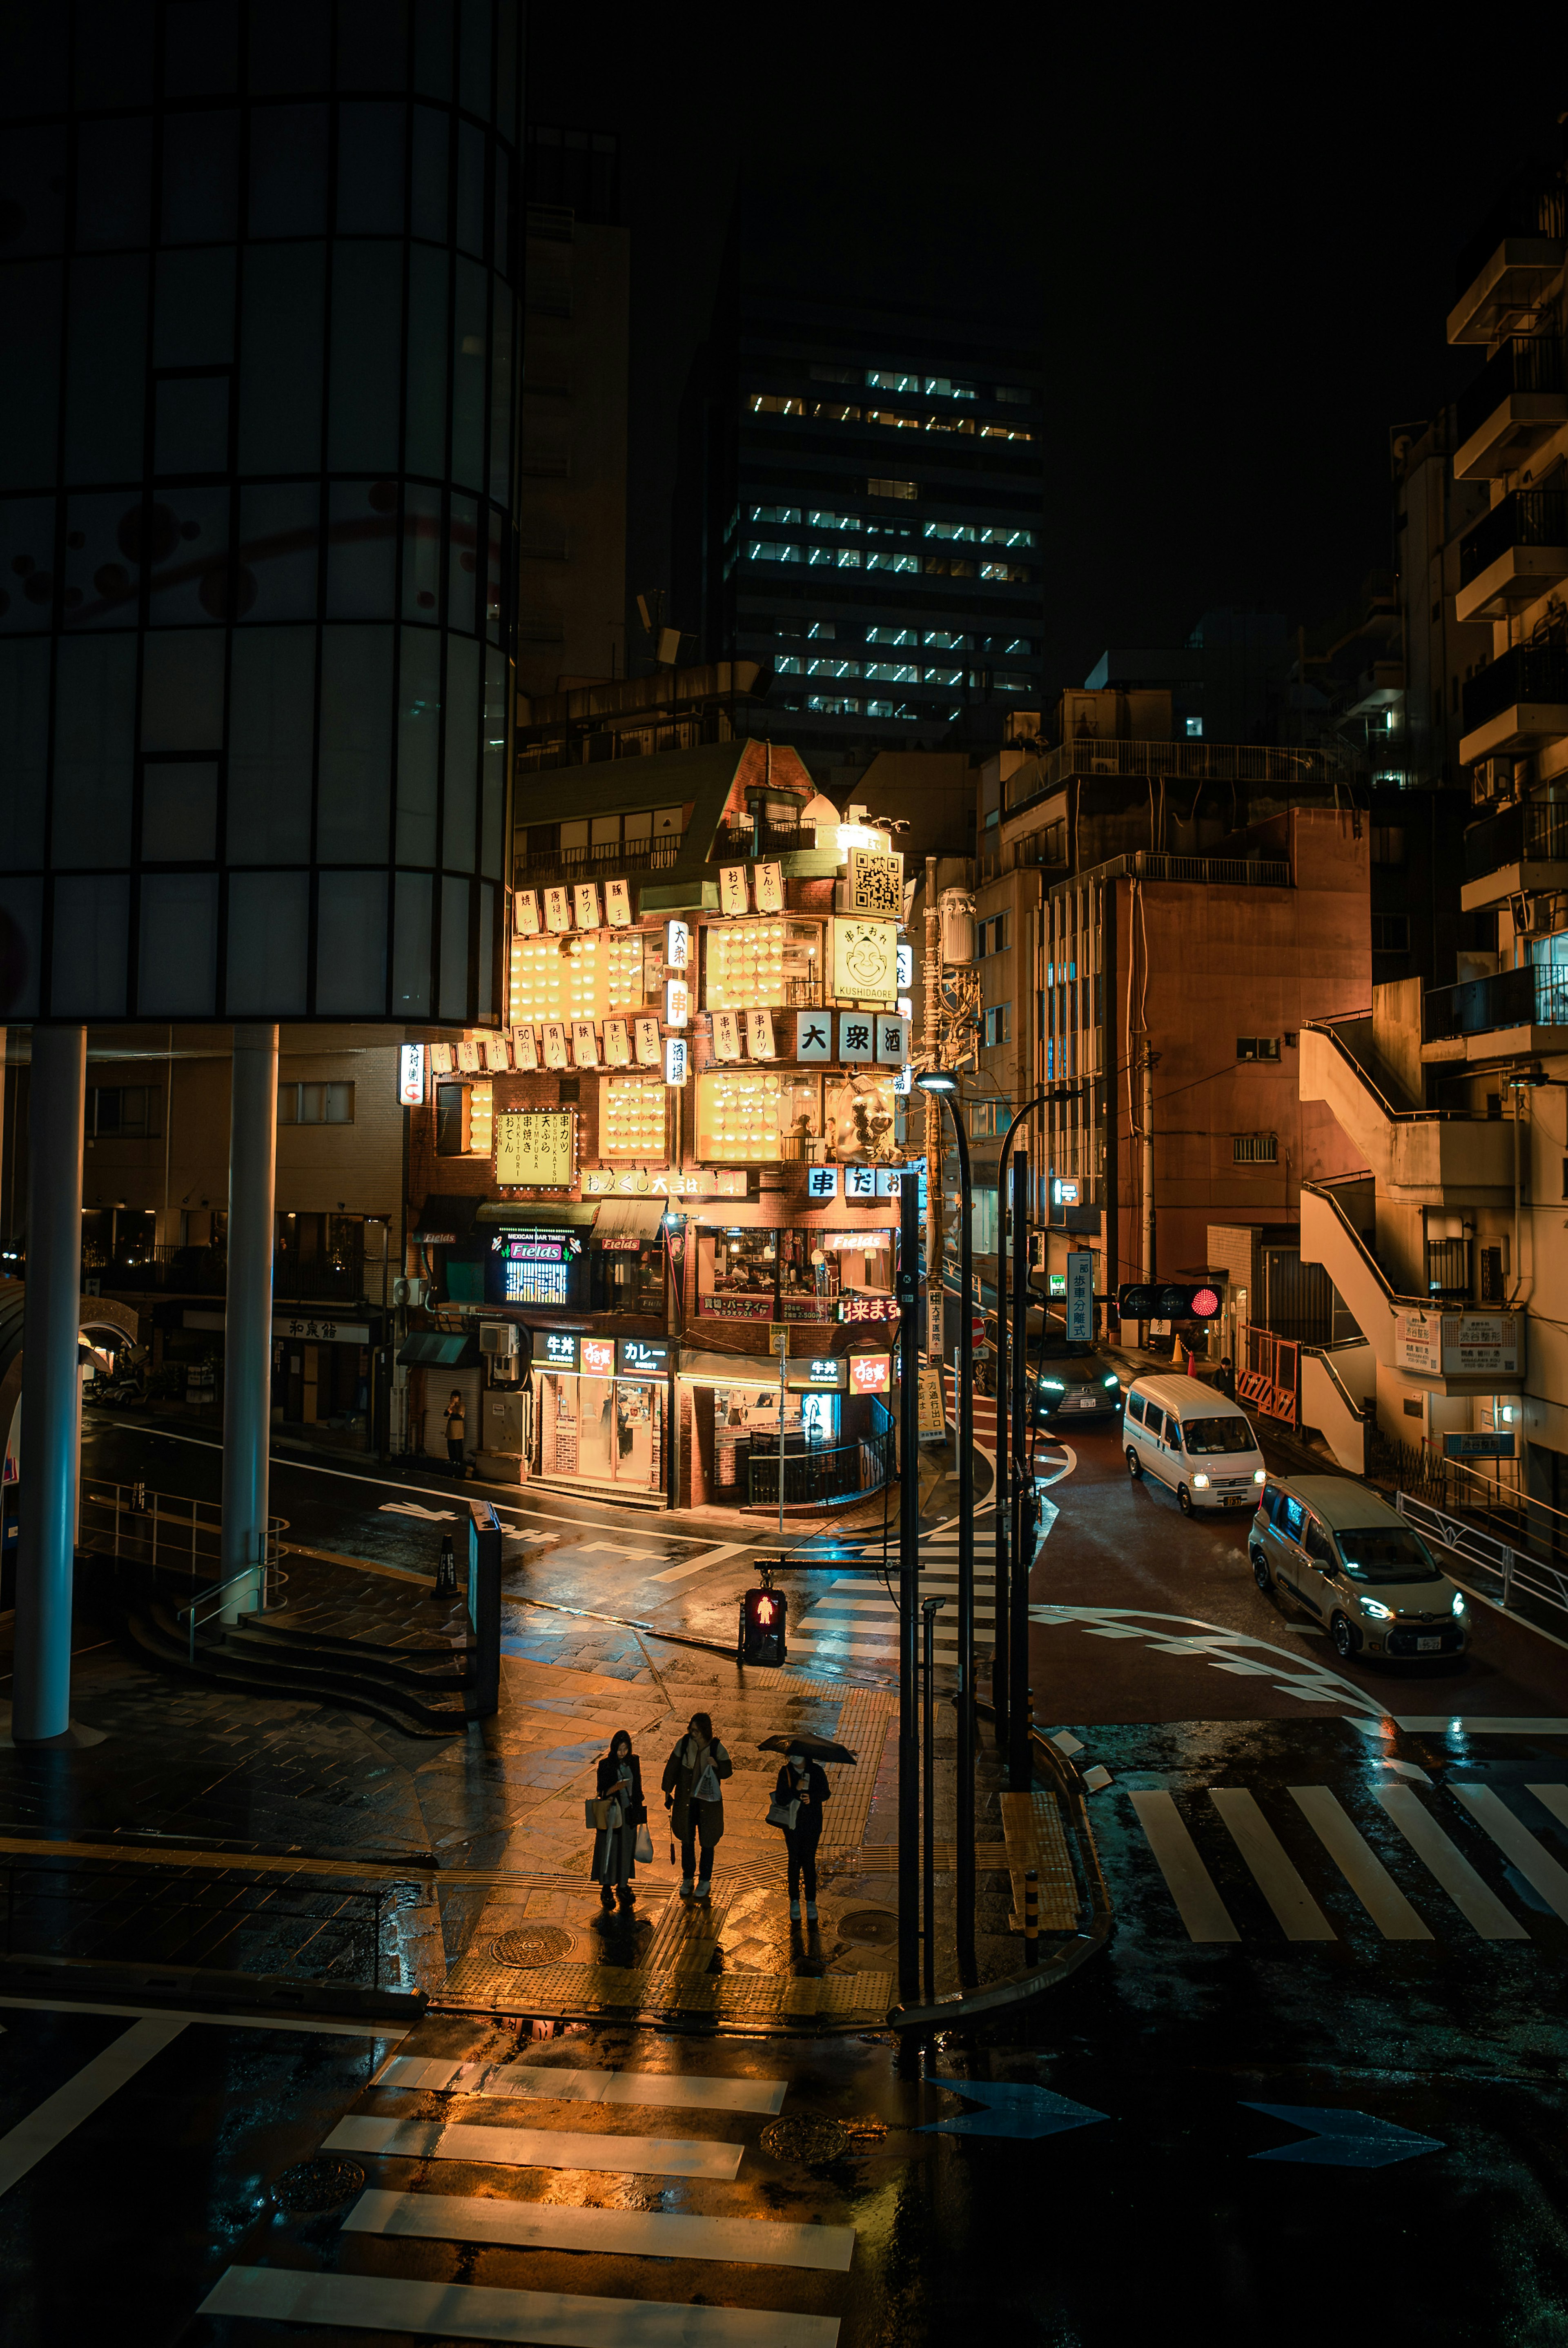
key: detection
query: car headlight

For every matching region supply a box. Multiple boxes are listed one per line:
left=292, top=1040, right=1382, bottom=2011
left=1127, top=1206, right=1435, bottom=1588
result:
left=1192, top=1473, right=1210, bottom=1489
left=1039, top=1378, right=1065, bottom=1392
left=1103, top=1374, right=1120, bottom=1389
left=1253, top=1469, right=1267, bottom=1484
left=1361, top=1598, right=1394, bottom=1620
left=1452, top=1592, right=1467, bottom=1617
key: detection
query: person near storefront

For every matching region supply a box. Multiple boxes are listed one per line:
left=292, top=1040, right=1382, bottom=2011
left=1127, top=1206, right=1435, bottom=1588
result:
left=443, top=1388, right=466, bottom=1475
left=773, top=1742, right=831, bottom=1922
left=591, top=1730, right=647, bottom=1912
left=662, top=1711, right=732, bottom=1902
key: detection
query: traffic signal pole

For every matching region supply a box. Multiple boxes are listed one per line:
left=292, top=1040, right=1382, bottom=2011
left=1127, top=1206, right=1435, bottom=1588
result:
left=949, top=1103, right=978, bottom=1990
left=896, top=1168, right=921, bottom=2007
left=1009, top=1147, right=1033, bottom=1790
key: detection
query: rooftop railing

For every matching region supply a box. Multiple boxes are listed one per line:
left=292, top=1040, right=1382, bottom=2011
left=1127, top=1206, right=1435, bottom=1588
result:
left=1005, top=736, right=1353, bottom=815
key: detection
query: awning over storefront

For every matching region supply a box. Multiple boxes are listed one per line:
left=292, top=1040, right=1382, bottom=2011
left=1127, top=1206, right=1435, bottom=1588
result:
left=475, top=1202, right=598, bottom=1228
left=678, top=1350, right=781, bottom=1386
left=410, top=1194, right=479, bottom=1243
left=594, top=1197, right=666, bottom=1238
left=397, top=1331, right=482, bottom=1367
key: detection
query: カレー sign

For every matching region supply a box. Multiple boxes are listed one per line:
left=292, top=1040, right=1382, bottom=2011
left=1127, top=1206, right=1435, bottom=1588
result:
left=617, top=1335, right=671, bottom=1377
left=495, top=1109, right=576, bottom=1188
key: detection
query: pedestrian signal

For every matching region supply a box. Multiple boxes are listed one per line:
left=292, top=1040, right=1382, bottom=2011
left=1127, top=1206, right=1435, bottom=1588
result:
left=1116, top=1283, right=1222, bottom=1322
left=739, top=1586, right=788, bottom=1665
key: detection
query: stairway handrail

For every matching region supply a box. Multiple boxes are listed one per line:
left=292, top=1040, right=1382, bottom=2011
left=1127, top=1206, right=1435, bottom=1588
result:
left=1300, top=1016, right=1464, bottom=1125
left=1299, top=1178, right=1435, bottom=1313
left=1299, top=1343, right=1369, bottom=1422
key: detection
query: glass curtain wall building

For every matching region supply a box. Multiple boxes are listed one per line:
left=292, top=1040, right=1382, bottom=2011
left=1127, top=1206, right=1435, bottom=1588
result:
left=677, top=287, right=1045, bottom=765
left=0, top=0, right=521, bottom=1029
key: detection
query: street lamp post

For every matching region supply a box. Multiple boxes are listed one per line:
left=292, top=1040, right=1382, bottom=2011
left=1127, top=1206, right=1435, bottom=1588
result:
left=991, top=1089, right=1048, bottom=1753
left=896, top=1168, right=922, bottom=2007
left=916, top=1071, right=977, bottom=1989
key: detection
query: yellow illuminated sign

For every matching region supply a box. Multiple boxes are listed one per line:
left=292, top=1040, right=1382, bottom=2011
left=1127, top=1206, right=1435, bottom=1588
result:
left=496, top=1109, right=577, bottom=1189
left=832, top=918, right=898, bottom=1007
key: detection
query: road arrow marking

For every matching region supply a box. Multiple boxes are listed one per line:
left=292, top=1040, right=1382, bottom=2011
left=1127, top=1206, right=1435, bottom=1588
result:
left=918, top=2080, right=1109, bottom=2140
left=379, top=1502, right=458, bottom=1522
left=1242, top=2103, right=1444, bottom=2168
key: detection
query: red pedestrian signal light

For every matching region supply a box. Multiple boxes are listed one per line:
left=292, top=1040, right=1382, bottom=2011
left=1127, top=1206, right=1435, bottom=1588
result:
left=739, top=1586, right=788, bottom=1664
left=1116, top=1283, right=1223, bottom=1323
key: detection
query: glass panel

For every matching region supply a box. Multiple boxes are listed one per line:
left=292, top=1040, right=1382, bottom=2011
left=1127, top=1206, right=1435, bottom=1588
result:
left=316, top=870, right=388, bottom=1015
left=337, top=104, right=406, bottom=234
left=325, top=479, right=397, bottom=619
left=227, top=626, right=314, bottom=859
left=247, top=103, right=328, bottom=237
left=76, top=118, right=153, bottom=250
left=488, top=289, right=514, bottom=506
left=0, top=878, right=42, bottom=1014
left=74, top=2, right=152, bottom=108
left=328, top=239, right=401, bottom=471
left=481, top=647, right=506, bottom=878
left=62, top=492, right=141, bottom=629
left=142, top=760, right=217, bottom=861
left=146, top=488, right=230, bottom=626
left=225, top=864, right=307, bottom=1009
left=139, top=873, right=218, bottom=1014
left=448, top=491, right=477, bottom=630
left=492, top=145, right=511, bottom=280
left=163, top=0, right=238, bottom=94
left=414, top=0, right=454, bottom=96
left=236, top=482, right=320, bottom=622
left=51, top=875, right=128, bottom=1016
left=154, top=247, right=237, bottom=365
left=402, top=483, right=442, bottom=618
left=459, top=0, right=492, bottom=118
left=161, top=112, right=239, bottom=243
left=337, top=0, right=406, bottom=87
left=456, top=121, right=486, bottom=257
left=485, top=504, right=503, bottom=643
left=248, top=0, right=330, bottom=91
left=495, top=0, right=518, bottom=139
left=0, top=639, right=49, bottom=864
left=405, top=243, right=449, bottom=478
left=451, top=257, right=487, bottom=491
left=411, top=106, right=450, bottom=240
left=317, top=625, right=392, bottom=861
left=140, top=627, right=225, bottom=748
left=439, top=873, right=469, bottom=1018
left=393, top=869, right=432, bottom=1014
left=396, top=625, right=440, bottom=863
left=0, top=263, right=62, bottom=491
left=64, top=256, right=146, bottom=485
left=695, top=1071, right=822, bottom=1163
left=0, top=127, right=65, bottom=257
left=238, top=244, right=325, bottom=472
left=154, top=375, right=230, bottom=477
left=476, top=877, right=493, bottom=1017
left=53, top=635, right=136, bottom=865
left=442, top=633, right=479, bottom=871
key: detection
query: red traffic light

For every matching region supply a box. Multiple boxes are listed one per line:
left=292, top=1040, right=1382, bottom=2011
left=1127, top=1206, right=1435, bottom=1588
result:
left=740, top=1586, right=788, bottom=1664
left=1190, top=1287, right=1220, bottom=1318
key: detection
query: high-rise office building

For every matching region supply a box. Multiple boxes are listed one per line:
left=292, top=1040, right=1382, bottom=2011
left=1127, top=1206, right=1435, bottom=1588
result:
left=0, top=0, right=521, bottom=1030
left=677, top=281, right=1044, bottom=782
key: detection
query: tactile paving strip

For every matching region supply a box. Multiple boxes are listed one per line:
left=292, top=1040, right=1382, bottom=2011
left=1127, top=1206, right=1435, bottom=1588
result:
left=433, top=1951, right=895, bottom=2024
left=1000, top=1789, right=1080, bottom=1931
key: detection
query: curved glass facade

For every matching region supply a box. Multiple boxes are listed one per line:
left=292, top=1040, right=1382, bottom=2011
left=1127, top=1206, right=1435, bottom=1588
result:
left=0, top=0, right=521, bottom=1025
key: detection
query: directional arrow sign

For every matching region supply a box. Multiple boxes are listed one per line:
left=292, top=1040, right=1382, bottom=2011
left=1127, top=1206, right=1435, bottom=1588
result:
left=919, top=2080, right=1108, bottom=2141
left=1242, top=2104, right=1444, bottom=2168
left=379, top=1502, right=458, bottom=1523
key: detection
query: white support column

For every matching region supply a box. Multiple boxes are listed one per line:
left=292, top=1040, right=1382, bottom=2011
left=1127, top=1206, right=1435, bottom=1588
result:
left=13, top=1025, right=86, bottom=1743
left=220, top=1024, right=278, bottom=1621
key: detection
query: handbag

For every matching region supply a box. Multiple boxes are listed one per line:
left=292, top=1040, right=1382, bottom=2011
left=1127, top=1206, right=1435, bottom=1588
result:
left=584, top=1797, right=623, bottom=1831
left=766, top=1797, right=800, bottom=1831
left=634, top=1824, right=654, bottom=1864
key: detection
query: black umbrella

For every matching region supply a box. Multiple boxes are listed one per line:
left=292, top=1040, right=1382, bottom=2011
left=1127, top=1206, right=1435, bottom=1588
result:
left=758, top=1733, right=858, bottom=1764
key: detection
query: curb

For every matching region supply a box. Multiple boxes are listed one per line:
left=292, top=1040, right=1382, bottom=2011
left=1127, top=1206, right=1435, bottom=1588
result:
left=0, top=1948, right=426, bottom=2025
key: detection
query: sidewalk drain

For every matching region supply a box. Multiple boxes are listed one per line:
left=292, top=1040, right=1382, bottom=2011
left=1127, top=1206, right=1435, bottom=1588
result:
left=759, top=2115, right=850, bottom=2164
left=490, top=1926, right=575, bottom=1967
left=838, top=1909, right=898, bottom=1946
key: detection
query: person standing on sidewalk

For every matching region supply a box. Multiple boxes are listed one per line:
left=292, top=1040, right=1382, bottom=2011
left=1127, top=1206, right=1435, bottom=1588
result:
left=443, top=1388, right=466, bottom=1476
left=662, top=1711, right=732, bottom=1902
left=774, top=1742, right=831, bottom=1923
left=591, top=1730, right=646, bottom=1913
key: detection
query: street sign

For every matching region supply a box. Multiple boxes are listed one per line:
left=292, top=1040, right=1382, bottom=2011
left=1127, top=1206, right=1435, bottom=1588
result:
left=917, top=1362, right=947, bottom=1438
left=1065, top=1250, right=1095, bottom=1341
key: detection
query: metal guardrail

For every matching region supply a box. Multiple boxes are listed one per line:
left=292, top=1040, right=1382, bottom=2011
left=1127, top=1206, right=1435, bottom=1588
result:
left=1005, top=737, right=1351, bottom=813
left=744, top=1433, right=895, bottom=1508
left=1462, top=644, right=1568, bottom=737
left=1456, top=336, right=1567, bottom=450
left=178, top=1563, right=287, bottom=1664
left=1459, top=489, right=1568, bottom=586
left=1054, top=847, right=1291, bottom=895
left=81, top=1482, right=288, bottom=1584
left=1396, top=1490, right=1568, bottom=1633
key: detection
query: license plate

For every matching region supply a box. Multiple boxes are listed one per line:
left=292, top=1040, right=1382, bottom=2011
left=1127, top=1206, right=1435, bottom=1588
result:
left=1416, top=1635, right=1441, bottom=1652
left=1223, top=1494, right=1247, bottom=1506
left=1065, top=1396, right=1095, bottom=1409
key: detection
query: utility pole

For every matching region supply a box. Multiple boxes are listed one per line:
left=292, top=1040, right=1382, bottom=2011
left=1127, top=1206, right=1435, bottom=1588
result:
left=1141, top=1046, right=1159, bottom=1292
left=896, top=1170, right=921, bottom=2007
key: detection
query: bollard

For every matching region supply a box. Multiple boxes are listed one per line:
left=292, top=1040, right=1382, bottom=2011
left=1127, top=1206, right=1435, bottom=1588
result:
left=1026, top=1687, right=1036, bottom=1741
left=434, top=1533, right=457, bottom=1598
left=1024, top=1867, right=1039, bottom=1967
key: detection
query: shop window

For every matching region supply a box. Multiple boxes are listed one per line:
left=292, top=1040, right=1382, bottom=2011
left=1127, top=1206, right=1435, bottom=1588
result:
left=434, top=1077, right=491, bottom=1154
left=696, top=1070, right=822, bottom=1163
left=508, top=927, right=646, bottom=1025
left=278, top=1080, right=355, bottom=1123
left=702, top=918, right=823, bottom=1011
left=88, top=1084, right=163, bottom=1138
left=696, top=1227, right=779, bottom=1319
left=534, top=1361, right=666, bottom=1492
left=592, top=1237, right=665, bottom=1314
left=597, top=1072, right=667, bottom=1160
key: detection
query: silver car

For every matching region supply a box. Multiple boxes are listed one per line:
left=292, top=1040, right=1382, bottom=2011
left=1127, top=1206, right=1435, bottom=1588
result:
left=1250, top=1474, right=1469, bottom=1662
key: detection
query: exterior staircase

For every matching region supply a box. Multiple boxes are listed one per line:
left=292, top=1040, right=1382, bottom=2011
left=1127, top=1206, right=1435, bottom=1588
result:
left=117, top=1597, right=474, bottom=1738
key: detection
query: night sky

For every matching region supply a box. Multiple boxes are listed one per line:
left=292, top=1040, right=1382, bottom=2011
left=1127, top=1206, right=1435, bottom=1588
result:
left=526, top=17, right=1561, bottom=699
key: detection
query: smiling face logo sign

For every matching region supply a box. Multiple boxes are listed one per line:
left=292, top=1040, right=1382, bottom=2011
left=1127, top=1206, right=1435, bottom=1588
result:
left=832, top=919, right=897, bottom=1007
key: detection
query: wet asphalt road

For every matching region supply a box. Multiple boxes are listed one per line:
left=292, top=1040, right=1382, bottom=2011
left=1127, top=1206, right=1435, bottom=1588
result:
left=17, top=1408, right=1568, bottom=2341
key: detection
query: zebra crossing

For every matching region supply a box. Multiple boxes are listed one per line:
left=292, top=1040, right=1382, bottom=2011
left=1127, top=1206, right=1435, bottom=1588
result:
left=199, top=2044, right=855, bottom=2344
left=789, top=1526, right=984, bottom=1670
left=1118, top=1768, right=1568, bottom=1951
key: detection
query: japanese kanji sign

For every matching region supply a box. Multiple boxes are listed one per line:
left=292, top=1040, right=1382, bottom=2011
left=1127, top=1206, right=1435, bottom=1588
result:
left=832, top=917, right=898, bottom=1007
left=754, top=860, right=784, bottom=914
left=570, top=1019, right=599, bottom=1066
left=456, top=1040, right=481, bottom=1073
left=515, top=889, right=541, bottom=935
left=572, top=882, right=602, bottom=929
left=719, top=864, right=750, bottom=916
left=496, top=1109, right=576, bottom=1188
left=746, top=1008, right=776, bottom=1059
left=844, top=1164, right=878, bottom=1201
left=604, top=1017, right=631, bottom=1067
left=605, top=878, right=632, bottom=927
left=543, top=886, right=571, bottom=933
left=875, top=1014, right=907, bottom=1065
left=542, top=1021, right=569, bottom=1069
left=806, top=1165, right=839, bottom=1199
left=634, top=1016, right=662, bottom=1068
left=839, top=1013, right=875, bottom=1062
left=796, top=1012, right=832, bottom=1061
left=513, top=1026, right=539, bottom=1071
left=483, top=1034, right=510, bottom=1072
left=713, top=1009, right=742, bottom=1062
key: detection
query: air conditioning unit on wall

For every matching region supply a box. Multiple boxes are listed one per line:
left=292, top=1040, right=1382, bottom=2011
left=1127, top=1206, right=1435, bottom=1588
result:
left=479, top=1322, right=518, bottom=1359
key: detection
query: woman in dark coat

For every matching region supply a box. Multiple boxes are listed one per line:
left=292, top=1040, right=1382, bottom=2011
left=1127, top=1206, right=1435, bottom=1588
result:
left=661, top=1711, right=732, bottom=1902
left=591, top=1729, right=647, bottom=1911
left=774, top=1741, right=831, bottom=1922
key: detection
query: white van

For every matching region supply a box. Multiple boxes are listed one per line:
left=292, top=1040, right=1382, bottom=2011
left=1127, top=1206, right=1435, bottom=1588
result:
left=1123, top=1373, right=1266, bottom=1516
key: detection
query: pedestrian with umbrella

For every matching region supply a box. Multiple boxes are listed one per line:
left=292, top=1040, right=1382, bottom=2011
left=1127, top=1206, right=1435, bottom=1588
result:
left=759, top=1731, right=856, bottom=1926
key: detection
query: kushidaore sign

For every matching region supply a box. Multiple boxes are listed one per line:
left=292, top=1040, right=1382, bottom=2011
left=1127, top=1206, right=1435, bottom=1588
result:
left=1394, top=1311, right=1523, bottom=1378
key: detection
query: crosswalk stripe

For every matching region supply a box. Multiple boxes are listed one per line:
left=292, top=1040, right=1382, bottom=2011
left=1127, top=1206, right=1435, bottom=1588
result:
left=1287, top=1787, right=1432, bottom=1940
left=345, top=2186, right=857, bottom=2271
left=1525, top=1782, right=1568, bottom=1842
left=1373, top=1786, right=1529, bottom=1939
left=372, top=2059, right=786, bottom=2114
left=324, top=2114, right=743, bottom=2179
left=1209, top=1789, right=1336, bottom=1940
left=1450, top=1785, right=1568, bottom=1925
left=0, top=2016, right=186, bottom=2199
left=198, top=2267, right=841, bottom=2346
left=1126, top=1791, right=1240, bottom=1942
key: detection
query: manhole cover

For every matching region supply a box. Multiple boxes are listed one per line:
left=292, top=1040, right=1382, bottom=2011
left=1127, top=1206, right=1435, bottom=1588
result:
left=272, top=2156, right=365, bottom=2213
left=491, top=1926, right=575, bottom=1968
left=838, top=1909, right=898, bottom=1945
left=844, top=2114, right=887, bottom=2144
left=759, top=2115, right=850, bottom=2165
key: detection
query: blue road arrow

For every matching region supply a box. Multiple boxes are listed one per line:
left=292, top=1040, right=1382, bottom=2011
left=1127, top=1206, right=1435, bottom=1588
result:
left=919, top=2080, right=1108, bottom=2140
left=1242, top=2103, right=1444, bottom=2168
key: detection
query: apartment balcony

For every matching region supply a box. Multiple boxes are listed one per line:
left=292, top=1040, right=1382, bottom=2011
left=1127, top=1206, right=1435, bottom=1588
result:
left=1459, top=644, right=1568, bottom=766
left=1455, top=491, right=1568, bottom=626
left=1421, top=960, right=1568, bottom=1064
left=1459, top=794, right=1568, bottom=911
left=1454, top=338, right=1568, bottom=479
left=712, top=818, right=812, bottom=863
left=1447, top=177, right=1566, bottom=345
